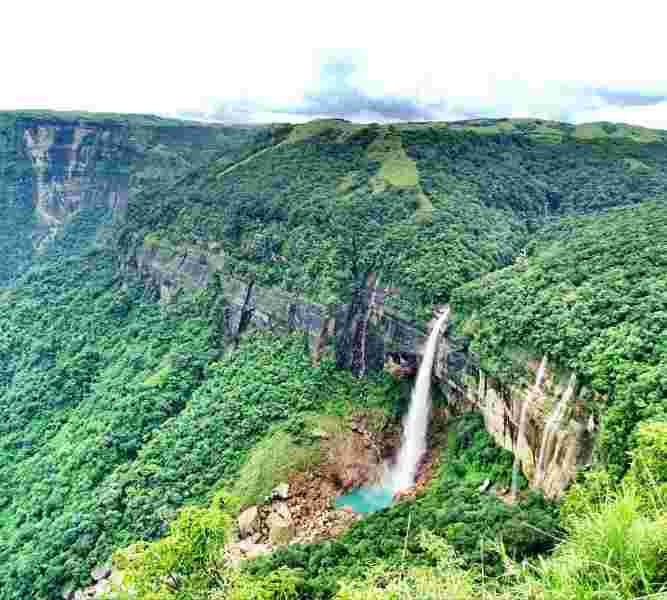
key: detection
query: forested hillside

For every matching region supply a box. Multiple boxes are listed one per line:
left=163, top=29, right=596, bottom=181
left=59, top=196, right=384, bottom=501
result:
left=452, top=200, right=667, bottom=476
left=0, top=114, right=666, bottom=599
left=120, top=118, right=667, bottom=317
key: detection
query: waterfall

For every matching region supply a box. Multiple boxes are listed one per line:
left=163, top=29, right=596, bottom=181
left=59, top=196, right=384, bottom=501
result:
left=357, top=277, right=380, bottom=378
left=384, top=308, right=450, bottom=493
left=511, top=355, right=548, bottom=499
left=534, top=373, right=576, bottom=486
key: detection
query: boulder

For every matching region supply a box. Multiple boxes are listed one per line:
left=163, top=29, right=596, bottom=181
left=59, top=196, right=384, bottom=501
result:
left=272, top=483, right=290, bottom=500
left=238, top=539, right=272, bottom=559
left=237, top=539, right=255, bottom=554
left=91, top=564, right=112, bottom=582
left=238, top=506, right=260, bottom=538
left=266, top=512, right=295, bottom=546
left=478, top=479, right=491, bottom=493
left=246, top=543, right=272, bottom=560
left=272, top=500, right=292, bottom=521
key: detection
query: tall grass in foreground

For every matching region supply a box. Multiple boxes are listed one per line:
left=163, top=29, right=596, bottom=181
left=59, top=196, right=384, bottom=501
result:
left=519, top=480, right=667, bottom=600
left=334, top=479, right=667, bottom=600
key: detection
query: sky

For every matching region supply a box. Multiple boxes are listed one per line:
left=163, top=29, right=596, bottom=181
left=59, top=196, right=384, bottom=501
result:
left=2, top=0, right=667, bottom=128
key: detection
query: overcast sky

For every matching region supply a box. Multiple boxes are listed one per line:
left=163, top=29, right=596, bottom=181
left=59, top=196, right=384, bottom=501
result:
left=2, top=0, right=667, bottom=128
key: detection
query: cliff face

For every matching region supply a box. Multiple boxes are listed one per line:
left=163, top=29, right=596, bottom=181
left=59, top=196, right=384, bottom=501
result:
left=0, top=113, right=272, bottom=284
left=119, top=233, right=600, bottom=497
left=121, top=241, right=425, bottom=375
left=434, top=326, right=598, bottom=498
left=22, top=123, right=130, bottom=249
left=122, top=241, right=597, bottom=498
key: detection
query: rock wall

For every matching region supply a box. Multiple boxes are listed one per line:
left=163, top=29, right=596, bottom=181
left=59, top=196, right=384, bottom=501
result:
left=434, top=322, right=598, bottom=498
left=22, top=123, right=130, bottom=249
left=122, top=240, right=599, bottom=498
left=121, top=241, right=426, bottom=374
left=0, top=113, right=268, bottom=284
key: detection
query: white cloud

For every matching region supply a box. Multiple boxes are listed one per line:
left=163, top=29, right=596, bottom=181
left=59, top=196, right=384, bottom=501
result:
left=2, top=0, right=667, bottom=128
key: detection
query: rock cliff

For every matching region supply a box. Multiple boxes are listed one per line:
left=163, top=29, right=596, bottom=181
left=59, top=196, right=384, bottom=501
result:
left=434, top=321, right=598, bottom=498
left=22, top=122, right=130, bottom=250
left=120, top=240, right=426, bottom=375
left=0, top=112, right=273, bottom=284
left=121, top=239, right=598, bottom=498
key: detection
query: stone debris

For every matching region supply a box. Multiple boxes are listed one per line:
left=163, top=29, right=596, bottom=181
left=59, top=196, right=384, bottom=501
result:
left=238, top=505, right=260, bottom=538
left=272, top=482, right=290, bottom=500
left=478, top=478, right=492, bottom=493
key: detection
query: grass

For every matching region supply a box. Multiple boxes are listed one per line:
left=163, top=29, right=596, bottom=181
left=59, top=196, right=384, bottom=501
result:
left=522, top=482, right=667, bottom=599
left=232, top=430, right=322, bottom=507
left=367, top=130, right=433, bottom=214
left=333, top=479, right=667, bottom=600
left=398, top=117, right=666, bottom=144
left=286, top=119, right=363, bottom=144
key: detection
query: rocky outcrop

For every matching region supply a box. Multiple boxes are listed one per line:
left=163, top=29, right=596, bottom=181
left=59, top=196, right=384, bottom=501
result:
left=434, top=320, right=598, bottom=499
left=238, top=505, right=261, bottom=538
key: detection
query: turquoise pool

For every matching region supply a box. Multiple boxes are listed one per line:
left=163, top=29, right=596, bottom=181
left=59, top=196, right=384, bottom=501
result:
left=335, top=486, right=394, bottom=514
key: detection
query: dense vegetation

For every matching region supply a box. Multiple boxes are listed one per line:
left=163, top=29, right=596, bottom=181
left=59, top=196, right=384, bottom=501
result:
left=453, top=200, right=667, bottom=476
left=113, top=419, right=667, bottom=600
left=0, top=234, right=400, bottom=597
left=120, top=119, right=667, bottom=318
left=1, top=113, right=666, bottom=598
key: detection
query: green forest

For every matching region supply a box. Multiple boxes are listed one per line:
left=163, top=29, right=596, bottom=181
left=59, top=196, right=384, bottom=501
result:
left=0, top=114, right=665, bottom=599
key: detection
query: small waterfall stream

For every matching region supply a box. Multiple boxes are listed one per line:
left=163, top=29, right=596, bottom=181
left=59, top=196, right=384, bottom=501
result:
left=511, top=355, right=548, bottom=498
left=534, top=373, right=577, bottom=486
left=384, top=308, right=450, bottom=493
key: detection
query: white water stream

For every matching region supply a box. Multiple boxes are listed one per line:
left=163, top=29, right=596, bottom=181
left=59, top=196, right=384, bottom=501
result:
left=384, top=309, right=450, bottom=493
left=511, top=355, right=548, bottom=498
left=534, top=373, right=577, bottom=486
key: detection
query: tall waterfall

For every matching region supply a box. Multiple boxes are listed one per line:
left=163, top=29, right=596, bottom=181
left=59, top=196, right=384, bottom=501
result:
left=384, top=308, right=450, bottom=493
